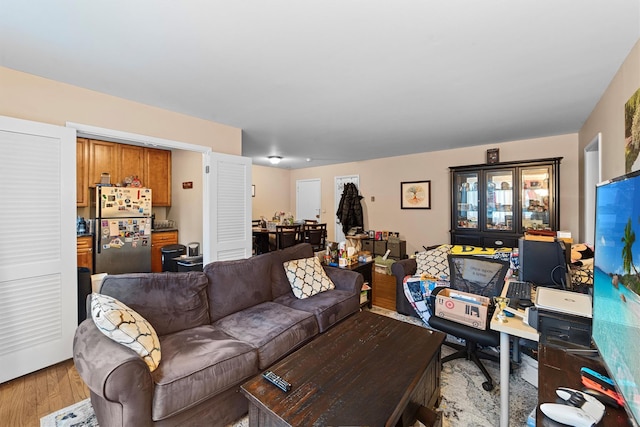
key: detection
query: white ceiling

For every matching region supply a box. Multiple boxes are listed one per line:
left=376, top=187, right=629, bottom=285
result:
left=2, top=1, right=639, bottom=169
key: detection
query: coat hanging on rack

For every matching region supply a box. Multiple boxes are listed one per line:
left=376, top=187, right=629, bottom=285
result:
left=336, top=182, right=364, bottom=235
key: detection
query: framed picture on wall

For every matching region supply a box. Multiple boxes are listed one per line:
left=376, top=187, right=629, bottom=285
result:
left=401, top=180, right=431, bottom=209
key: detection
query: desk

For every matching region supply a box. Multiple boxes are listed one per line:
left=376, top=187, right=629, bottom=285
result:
left=490, top=281, right=539, bottom=427
left=537, top=346, right=631, bottom=426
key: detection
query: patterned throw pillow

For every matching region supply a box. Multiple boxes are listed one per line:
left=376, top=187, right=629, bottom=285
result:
left=284, top=256, right=336, bottom=299
left=91, top=293, right=161, bottom=372
left=415, top=245, right=452, bottom=279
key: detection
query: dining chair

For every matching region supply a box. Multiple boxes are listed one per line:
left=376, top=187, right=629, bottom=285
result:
left=303, top=219, right=318, bottom=224
left=252, top=219, right=261, bottom=227
left=303, top=223, right=327, bottom=252
left=270, top=224, right=302, bottom=251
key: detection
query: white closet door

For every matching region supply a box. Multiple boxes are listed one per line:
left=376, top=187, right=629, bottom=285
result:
left=205, top=152, right=252, bottom=261
left=0, top=116, right=76, bottom=383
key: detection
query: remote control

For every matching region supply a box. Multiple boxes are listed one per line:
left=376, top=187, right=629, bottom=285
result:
left=262, top=370, right=291, bottom=392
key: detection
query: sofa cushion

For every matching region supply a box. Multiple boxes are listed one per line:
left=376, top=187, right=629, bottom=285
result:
left=271, top=243, right=315, bottom=298
left=274, top=290, right=358, bottom=333
left=415, top=245, right=452, bottom=278
left=204, top=254, right=274, bottom=322
left=151, top=325, right=258, bottom=421
left=284, top=256, right=335, bottom=299
left=213, top=302, right=318, bottom=369
left=99, top=272, right=210, bottom=336
left=91, top=293, right=161, bottom=372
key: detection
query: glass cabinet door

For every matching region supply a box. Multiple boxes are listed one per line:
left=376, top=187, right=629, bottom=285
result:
left=454, top=172, right=479, bottom=229
left=521, top=166, right=552, bottom=230
left=485, top=169, right=514, bottom=231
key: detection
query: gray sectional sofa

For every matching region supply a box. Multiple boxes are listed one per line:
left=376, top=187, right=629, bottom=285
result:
left=73, top=243, right=363, bottom=427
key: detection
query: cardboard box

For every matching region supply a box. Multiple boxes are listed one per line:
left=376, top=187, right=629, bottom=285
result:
left=434, top=289, right=491, bottom=330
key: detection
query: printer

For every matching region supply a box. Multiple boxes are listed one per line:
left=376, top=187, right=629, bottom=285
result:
left=534, top=287, right=593, bottom=349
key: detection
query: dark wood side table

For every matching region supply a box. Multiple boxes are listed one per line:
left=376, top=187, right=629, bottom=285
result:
left=327, top=260, right=373, bottom=308
left=537, top=345, right=632, bottom=426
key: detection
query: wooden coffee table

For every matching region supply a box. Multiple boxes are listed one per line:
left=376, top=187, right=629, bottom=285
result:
left=240, top=311, right=445, bottom=427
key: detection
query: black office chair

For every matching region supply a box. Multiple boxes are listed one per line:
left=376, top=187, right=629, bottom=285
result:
left=428, top=254, right=510, bottom=391
left=303, top=223, right=327, bottom=252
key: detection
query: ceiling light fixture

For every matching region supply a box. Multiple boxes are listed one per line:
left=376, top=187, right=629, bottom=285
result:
left=268, top=155, right=282, bottom=165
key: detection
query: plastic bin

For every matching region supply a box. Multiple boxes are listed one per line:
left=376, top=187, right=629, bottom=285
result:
left=177, top=256, right=204, bottom=272
left=161, top=244, right=186, bottom=272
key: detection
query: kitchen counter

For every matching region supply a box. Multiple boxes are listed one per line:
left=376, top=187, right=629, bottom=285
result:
left=151, top=228, right=179, bottom=232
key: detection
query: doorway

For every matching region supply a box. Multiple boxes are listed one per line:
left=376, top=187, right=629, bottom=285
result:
left=296, top=179, right=321, bottom=222
left=583, top=133, right=601, bottom=244
left=66, top=122, right=252, bottom=262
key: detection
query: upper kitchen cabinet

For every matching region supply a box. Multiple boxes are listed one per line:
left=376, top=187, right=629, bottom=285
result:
left=117, top=144, right=145, bottom=185
left=80, top=139, right=172, bottom=206
left=450, top=157, right=561, bottom=249
left=76, top=138, right=89, bottom=207
left=144, top=148, right=172, bottom=206
left=88, top=139, right=118, bottom=187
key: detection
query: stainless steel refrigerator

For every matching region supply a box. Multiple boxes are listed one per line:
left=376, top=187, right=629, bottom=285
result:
left=93, top=186, right=152, bottom=274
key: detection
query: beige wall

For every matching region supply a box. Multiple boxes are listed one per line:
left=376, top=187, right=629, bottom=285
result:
left=251, top=165, right=293, bottom=220
left=254, top=134, right=579, bottom=255
left=169, top=150, right=204, bottom=246
left=580, top=40, right=640, bottom=181
left=579, top=39, right=640, bottom=239
left=1, top=66, right=242, bottom=248
left=0, top=67, right=242, bottom=151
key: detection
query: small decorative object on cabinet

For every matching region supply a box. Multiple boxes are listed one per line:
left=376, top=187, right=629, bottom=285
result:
left=450, top=157, right=561, bottom=248
left=486, top=148, right=500, bottom=164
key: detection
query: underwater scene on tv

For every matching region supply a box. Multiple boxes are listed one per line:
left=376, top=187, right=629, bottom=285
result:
left=593, top=172, right=640, bottom=424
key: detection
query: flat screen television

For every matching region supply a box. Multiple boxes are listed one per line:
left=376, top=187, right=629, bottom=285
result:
left=593, top=170, right=640, bottom=426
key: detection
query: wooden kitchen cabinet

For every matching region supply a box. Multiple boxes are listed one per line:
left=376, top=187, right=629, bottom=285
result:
left=88, top=139, right=119, bottom=187
left=118, top=144, right=145, bottom=186
left=151, top=230, right=179, bottom=272
left=145, top=148, right=172, bottom=206
left=80, top=139, right=172, bottom=206
left=76, top=138, right=89, bottom=207
left=77, top=235, right=93, bottom=272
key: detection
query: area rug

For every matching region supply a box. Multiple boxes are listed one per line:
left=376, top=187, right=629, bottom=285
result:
left=42, top=307, right=537, bottom=427
left=40, top=398, right=98, bottom=427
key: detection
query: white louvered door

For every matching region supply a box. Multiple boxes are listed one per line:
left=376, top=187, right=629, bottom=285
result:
left=205, top=152, right=252, bottom=262
left=0, top=116, right=76, bottom=383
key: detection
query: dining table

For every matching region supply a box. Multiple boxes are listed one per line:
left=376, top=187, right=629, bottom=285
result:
left=252, top=227, right=274, bottom=254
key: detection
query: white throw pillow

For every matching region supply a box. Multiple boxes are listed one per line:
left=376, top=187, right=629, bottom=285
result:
left=91, top=293, right=161, bottom=372
left=284, top=256, right=336, bottom=299
left=415, top=245, right=452, bottom=278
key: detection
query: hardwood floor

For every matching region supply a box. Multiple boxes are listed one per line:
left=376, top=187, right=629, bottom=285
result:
left=0, top=359, right=89, bottom=427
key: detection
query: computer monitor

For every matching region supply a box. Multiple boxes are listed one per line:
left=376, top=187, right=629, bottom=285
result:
left=518, top=237, right=568, bottom=288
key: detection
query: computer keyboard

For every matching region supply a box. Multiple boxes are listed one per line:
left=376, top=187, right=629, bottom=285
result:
left=505, top=280, right=533, bottom=308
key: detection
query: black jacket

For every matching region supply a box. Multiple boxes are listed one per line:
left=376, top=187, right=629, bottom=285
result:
left=336, top=183, right=363, bottom=235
